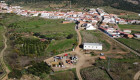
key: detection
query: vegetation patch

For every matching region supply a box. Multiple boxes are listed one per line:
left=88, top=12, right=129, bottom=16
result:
left=117, top=38, right=140, bottom=53
left=50, top=69, right=78, bottom=80
left=81, top=67, right=111, bottom=80
left=14, top=37, right=50, bottom=56
left=95, top=54, right=140, bottom=80
left=118, top=24, right=140, bottom=30
left=0, top=26, right=4, bottom=50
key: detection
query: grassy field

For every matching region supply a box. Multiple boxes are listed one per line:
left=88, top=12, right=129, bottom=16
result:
left=50, top=69, right=78, bottom=80
left=81, top=30, right=110, bottom=51
left=117, top=38, right=140, bottom=53
left=118, top=24, right=140, bottom=30
left=81, top=67, right=111, bottom=80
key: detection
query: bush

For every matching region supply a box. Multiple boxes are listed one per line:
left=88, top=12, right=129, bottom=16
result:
left=8, top=69, right=22, bottom=79
left=67, top=34, right=73, bottom=39
left=39, top=35, right=46, bottom=38
left=33, top=32, right=40, bottom=36
left=26, top=62, right=51, bottom=76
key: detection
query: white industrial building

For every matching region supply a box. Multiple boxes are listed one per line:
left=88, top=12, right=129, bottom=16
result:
left=83, top=43, right=102, bottom=50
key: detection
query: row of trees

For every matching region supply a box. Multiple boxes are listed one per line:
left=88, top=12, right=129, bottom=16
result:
left=15, top=37, right=50, bottom=56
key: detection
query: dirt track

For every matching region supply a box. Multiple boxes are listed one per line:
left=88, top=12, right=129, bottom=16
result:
left=134, top=71, right=140, bottom=80
left=0, top=26, right=10, bottom=80
left=74, top=29, right=85, bottom=80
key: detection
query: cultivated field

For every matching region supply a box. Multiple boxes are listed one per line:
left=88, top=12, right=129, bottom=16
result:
left=81, top=67, right=111, bottom=80
left=2, top=14, right=77, bottom=55
left=117, top=38, right=140, bottom=53
left=50, top=69, right=78, bottom=80
left=0, top=13, right=77, bottom=79
left=95, top=52, right=140, bottom=80
left=81, top=52, right=140, bottom=80
left=118, top=24, right=140, bottom=30
left=0, top=26, right=4, bottom=50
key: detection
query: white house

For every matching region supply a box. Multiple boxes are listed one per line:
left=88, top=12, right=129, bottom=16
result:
left=134, top=34, right=140, bottom=38
left=83, top=43, right=102, bottom=50
left=123, top=30, right=131, bottom=34
left=85, top=23, right=96, bottom=30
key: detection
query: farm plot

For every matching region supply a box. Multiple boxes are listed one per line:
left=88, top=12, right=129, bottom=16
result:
left=118, top=24, right=140, bottom=30
left=95, top=52, right=140, bottom=80
left=50, top=69, right=78, bottom=80
left=81, top=67, right=111, bottom=80
left=0, top=26, right=4, bottom=51
left=117, top=38, right=140, bottom=53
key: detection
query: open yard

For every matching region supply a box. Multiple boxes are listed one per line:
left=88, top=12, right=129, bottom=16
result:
left=117, top=38, right=140, bottom=53
left=118, top=24, right=140, bottom=30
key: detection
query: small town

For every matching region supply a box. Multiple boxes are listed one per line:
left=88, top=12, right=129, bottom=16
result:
left=0, top=0, right=140, bottom=80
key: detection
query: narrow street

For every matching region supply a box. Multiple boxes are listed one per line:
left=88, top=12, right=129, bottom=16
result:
left=0, top=26, right=10, bottom=80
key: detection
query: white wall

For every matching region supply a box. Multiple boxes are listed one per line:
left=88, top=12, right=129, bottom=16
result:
left=83, top=45, right=102, bottom=50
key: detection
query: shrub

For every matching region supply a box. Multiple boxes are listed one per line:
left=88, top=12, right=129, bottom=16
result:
left=8, top=69, right=22, bottom=79
left=67, top=34, right=73, bottom=39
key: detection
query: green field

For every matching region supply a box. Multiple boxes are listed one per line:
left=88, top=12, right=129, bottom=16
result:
left=117, top=38, right=140, bottom=53
left=81, top=30, right=110, bottom=51
left=118, top=14, right=140, bottom=20
left=118, top=24, right=140, bottom=30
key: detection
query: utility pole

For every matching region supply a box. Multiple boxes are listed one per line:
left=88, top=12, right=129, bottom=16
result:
left=107, top=58, right=110, bottom=72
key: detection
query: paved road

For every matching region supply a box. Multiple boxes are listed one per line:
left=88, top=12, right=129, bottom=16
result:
left=0, top=26, right=10, bottom=80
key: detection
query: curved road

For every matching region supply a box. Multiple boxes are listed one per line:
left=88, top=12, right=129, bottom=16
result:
left=0, top=26, right=10, bottom=80
left=134, top=71, right=140, bottom=80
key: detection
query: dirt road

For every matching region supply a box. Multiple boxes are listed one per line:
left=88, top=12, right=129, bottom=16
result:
left=134, top=71, right=140, bottom=80
left=74, top=29, right=86, bottom=80
left=0, top=26, right=10, bottom=80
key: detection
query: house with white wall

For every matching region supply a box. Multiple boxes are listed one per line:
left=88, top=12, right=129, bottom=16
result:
left=85, top=23, right=96, bottom=30
left=83, top=43, right=102, bottom=50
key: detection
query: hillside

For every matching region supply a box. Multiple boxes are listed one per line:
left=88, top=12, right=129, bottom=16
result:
left=2, top=0, right=140, bottom=13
